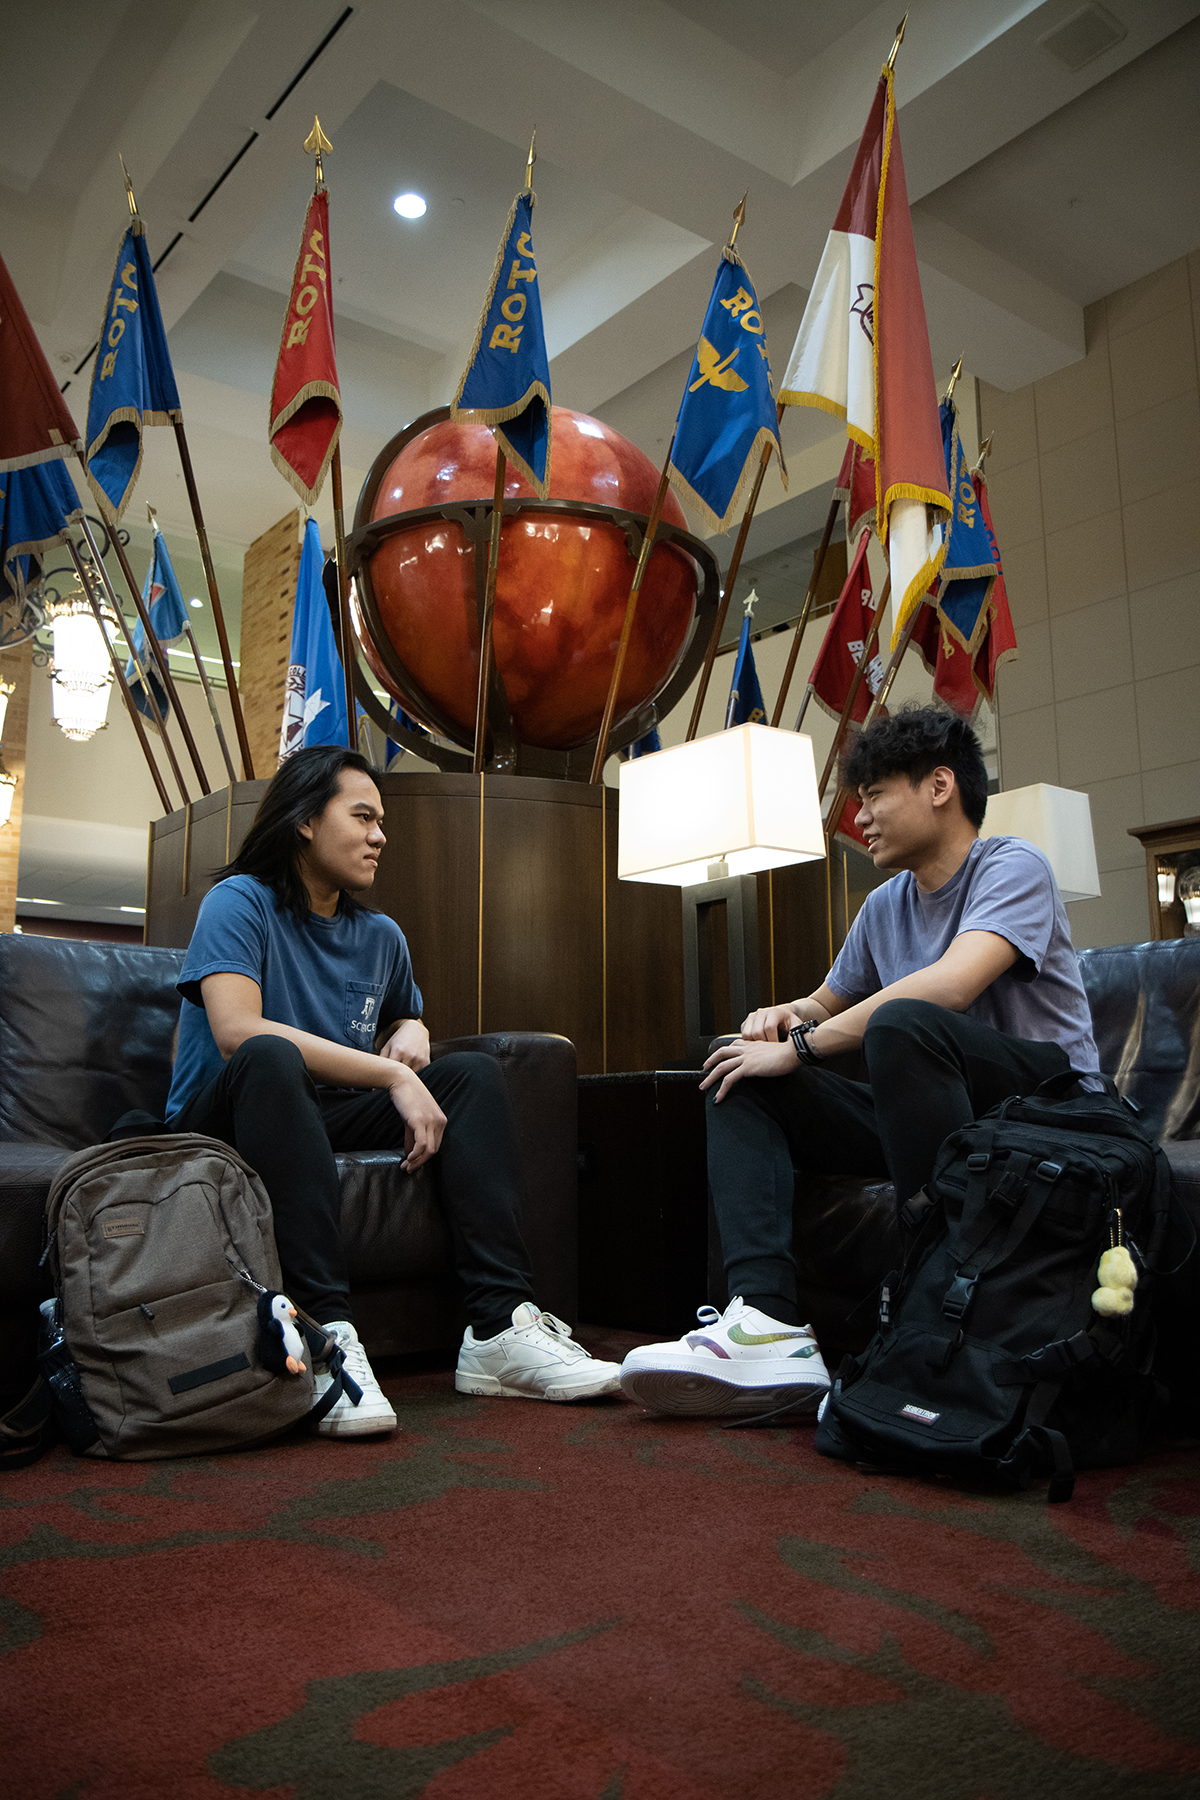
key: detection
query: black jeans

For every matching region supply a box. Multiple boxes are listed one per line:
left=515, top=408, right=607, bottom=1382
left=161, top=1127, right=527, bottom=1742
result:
left=172, top=1036, right=535, bottom=1331
left=706, top=998, right=1069, bottom=1325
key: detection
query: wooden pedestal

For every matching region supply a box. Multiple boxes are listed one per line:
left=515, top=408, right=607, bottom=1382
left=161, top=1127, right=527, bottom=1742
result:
left=145, top=773, right=838, bottom=1074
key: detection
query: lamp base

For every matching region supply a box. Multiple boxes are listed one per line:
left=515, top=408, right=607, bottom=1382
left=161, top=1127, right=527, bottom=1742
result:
left=682, top=873, right=760, bottom=1066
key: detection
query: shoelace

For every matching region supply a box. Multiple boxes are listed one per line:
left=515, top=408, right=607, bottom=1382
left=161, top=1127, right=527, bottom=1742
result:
left=530, top=1311, right=589, bottom=1360
left=329, top=1327, right=373, bottom=1385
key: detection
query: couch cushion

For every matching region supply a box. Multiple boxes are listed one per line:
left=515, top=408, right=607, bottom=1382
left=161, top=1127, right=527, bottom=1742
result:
left=0, top=937, right=184, bottom=1148
left=1079, top=938, right=1200, bottom=1140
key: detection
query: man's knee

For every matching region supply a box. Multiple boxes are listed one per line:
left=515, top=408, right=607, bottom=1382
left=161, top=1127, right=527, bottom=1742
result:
left=863, top=998, right=951, bottom=1062
left=227, top=1034, right=307, bottom=1085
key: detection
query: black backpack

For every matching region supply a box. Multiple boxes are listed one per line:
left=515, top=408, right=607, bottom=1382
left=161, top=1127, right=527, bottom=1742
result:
left=813, top=1074, right=1176, bottom=1502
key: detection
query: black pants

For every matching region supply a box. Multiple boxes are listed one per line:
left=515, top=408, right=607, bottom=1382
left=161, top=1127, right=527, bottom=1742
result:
left=706, top=998, right=1069, bottom=1325
left=173, top=1036, right=535, bottom=1331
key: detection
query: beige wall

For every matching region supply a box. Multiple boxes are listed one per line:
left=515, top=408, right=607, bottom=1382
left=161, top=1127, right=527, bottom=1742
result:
left=980, top=250, right=1200, bottom=949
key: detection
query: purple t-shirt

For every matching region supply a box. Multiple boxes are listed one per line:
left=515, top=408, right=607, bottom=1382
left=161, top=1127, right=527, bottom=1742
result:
left=826, top=835, right=1100, bottom=1075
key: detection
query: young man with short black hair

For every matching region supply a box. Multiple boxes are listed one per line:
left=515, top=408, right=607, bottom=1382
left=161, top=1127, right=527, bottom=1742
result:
left=167, top=746, right=621, bottom=1435
left=621, top=705, right=1101, bottom=1416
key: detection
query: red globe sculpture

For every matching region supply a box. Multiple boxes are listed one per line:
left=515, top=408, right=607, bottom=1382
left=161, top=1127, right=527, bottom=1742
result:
left=348, top=406, right=717, bottom=759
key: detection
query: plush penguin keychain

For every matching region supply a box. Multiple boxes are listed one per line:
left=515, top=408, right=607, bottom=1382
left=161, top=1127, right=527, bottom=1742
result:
left=1091, top=1211, right=1138, bottom=1318
left=257, top=1291, right=308, bottom=1375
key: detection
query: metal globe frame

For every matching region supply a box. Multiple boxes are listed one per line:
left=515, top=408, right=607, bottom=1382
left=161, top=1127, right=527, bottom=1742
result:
left=346, top=406, right=722, bottom=777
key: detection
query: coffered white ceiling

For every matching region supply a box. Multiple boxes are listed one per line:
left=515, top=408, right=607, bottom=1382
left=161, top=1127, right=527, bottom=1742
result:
left=5, top=0, right=1199, bottom=574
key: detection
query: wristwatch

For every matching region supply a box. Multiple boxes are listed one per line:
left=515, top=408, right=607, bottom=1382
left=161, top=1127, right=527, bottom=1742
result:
left=790, top=1019, right=823, bottom=1066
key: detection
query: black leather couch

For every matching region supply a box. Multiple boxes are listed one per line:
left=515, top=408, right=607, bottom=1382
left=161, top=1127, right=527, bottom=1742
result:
left=0, top=934, right=578, bottom=1403
left=774, top=936, right=1200, bottom=1419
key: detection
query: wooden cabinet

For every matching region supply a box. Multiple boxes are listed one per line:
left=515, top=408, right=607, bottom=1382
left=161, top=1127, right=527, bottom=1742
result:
left=1128, top=817, right=1200, bottom=940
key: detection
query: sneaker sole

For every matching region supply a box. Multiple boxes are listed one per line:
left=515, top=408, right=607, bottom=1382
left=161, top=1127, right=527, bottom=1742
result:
left=620, top=1365, right=828, bottom=1418
left=313, top=1409, right=397, bottom=1437
left=455, top=1370, right=622, bottom=1402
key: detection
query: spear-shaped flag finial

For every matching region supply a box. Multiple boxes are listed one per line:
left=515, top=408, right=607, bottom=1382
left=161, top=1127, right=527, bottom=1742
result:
left=887, top=12, right=908, bottom=70
left=728, top=192, right=748, bottom=254
left=944, top=356, right=964, bottom=403
left=304, top=116, right=333, bottom=188
left=119, top=154, right=138, bottom=218
left=525, top=128, right=537, bottom=195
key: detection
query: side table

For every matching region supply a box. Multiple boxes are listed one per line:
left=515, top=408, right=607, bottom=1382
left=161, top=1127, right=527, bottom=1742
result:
left=577, top=1070, right=716, bottom=1336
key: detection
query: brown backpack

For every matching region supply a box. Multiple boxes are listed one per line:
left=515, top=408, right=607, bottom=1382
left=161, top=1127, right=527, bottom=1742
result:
left=43, top=1134, right=346, bottom=1460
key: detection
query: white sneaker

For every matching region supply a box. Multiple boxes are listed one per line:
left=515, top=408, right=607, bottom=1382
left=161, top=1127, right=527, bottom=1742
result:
left=312, top=1321, right=397, bottom=1436
left=455, top=1303, right=623, bottom=1402
left=620, top=1297, right=830, bottom=1418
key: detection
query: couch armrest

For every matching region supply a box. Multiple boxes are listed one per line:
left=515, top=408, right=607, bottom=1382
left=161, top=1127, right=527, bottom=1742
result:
left=431, top=1032, right=578, bottom=1322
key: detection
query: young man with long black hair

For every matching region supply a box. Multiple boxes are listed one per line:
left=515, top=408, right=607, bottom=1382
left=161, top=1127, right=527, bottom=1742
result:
left=621, top=705, right=1101, bottom=1417
left=165, top=745, right=621, bottom=1434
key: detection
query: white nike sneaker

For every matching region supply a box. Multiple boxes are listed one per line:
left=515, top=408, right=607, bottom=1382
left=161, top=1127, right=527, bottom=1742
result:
left=455, top=1303, right=623, bottom=1402
left=620, top=1297, right=830, bottom=1418
left=311, top=1321, right=397, bottom=1436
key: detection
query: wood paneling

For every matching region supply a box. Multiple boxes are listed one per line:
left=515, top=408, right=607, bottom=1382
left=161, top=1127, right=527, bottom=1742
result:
left=0, top=644, right=32, bottom=935
left=239, top=512, right=300, bottom=778
left=146, top=771, right=691, bottom=1072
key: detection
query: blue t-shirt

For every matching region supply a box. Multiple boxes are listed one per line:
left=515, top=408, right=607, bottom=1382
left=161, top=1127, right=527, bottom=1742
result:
left=826, top=835, right=1100, bottom=1075
left=165, top=874, right=423, bottom=1121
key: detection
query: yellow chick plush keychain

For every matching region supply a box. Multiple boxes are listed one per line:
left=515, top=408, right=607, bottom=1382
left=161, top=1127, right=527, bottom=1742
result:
left=1092, top=1211, right=1138, bottom=1317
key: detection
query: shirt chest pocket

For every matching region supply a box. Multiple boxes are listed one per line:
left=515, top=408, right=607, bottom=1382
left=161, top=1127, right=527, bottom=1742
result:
left=344, top=981, right=385, bottom=1043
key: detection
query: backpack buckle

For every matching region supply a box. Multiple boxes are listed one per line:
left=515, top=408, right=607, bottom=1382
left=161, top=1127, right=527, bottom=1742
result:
left=942, top=1272, right=977, bottom=1322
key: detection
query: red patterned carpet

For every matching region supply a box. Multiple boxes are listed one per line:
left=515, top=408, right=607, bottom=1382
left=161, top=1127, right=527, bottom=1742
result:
left=4, top=1327, right=1200, bottom=1800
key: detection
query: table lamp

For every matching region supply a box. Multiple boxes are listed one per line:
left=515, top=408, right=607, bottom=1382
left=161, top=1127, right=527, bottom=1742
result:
left=980, top=782, right=1101, bottom=902
left=619, top=724, right=826, bottom=1062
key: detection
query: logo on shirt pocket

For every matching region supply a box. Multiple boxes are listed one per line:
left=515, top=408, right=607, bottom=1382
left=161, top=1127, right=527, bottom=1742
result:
left=345, top=981, right=384, bottom=1041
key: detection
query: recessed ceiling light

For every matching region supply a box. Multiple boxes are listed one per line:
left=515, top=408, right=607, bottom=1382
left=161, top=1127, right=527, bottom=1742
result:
left=393, top=192, right=427, bottom=220
left=189, top=597, right=203, bottom=609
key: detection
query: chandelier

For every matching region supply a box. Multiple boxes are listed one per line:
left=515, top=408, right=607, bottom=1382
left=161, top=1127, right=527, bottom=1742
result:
left=45, top=575, right=120, bottom=743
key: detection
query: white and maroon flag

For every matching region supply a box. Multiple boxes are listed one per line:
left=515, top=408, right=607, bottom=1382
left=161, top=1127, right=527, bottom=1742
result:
left=780, top=62, right=950, bottom=647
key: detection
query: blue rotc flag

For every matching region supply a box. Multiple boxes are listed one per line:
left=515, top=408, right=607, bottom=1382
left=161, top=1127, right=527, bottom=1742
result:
left=725, top=608, right=767, bottom=728
left=931, top=396, right=998, bottom=654
left=84, top=221, right=182, bottom=526
left=126, top=525, right=188, bottom=721
left=452, top=192, right=552, bottom=497
left=279, top=518, right=350, bottom=760
left=669, top=252, right=785, bottom=535
left=0, top=458, right=83, bottom=607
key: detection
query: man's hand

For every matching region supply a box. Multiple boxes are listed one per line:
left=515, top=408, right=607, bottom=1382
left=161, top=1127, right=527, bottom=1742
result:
left=386, top=1068, right=446, bottom=1170
left=378, top=1017, right=431, bottom=1071
left=740, top=1003, right=802, bottom=1041
left=700, top=1035, right=797, bottom=1102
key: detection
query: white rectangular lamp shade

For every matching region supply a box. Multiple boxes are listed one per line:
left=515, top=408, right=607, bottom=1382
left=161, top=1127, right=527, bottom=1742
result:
left=980, top=782, right=1101, bottom=902
left=618, top=723, right=826, bottom=885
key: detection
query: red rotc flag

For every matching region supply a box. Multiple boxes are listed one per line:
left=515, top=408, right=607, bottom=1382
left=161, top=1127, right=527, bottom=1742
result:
left=269, top=191, right=342, bottom=504
left=780, top=60, right=949, bottom=646
left=0, top=255, right=82, bottom=469
left=833, top=437, right=876, bottom=549
left=911, top=464, right=1017, bottom=717
left=808, top=532, right=884, bottom=726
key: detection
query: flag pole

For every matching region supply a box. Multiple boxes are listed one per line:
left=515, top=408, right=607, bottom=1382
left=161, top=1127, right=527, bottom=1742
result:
left=684, top=395, right=781, bottom=742
left=588, top=433, right=676, bottom=785
left=822, top=592, right=920, bottom=841
left=65, top=538, right=173, bottom=815
left=770, top=490, right=840, bottom=727
left=302, top=119, right=357, bottom=754
left=329, top=444, right=357, bottom=752
left=76, top=510, right=195, bottom=804
left=681, top=195, right=783, bottom=744
left=472, top=130, right=537, bottom=776
left=147, top=505, right=237, bottom=785
left=172, top=421, right=254, bottom=777
left=78, top=495, right=211, bottom=793
left=110, top=586, right=192, bottom=807
left=473, top=444, right=507, bottom=775
left=112, top=160, right=222, bottom=789
left=815, top=573, right=891, bottom=801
